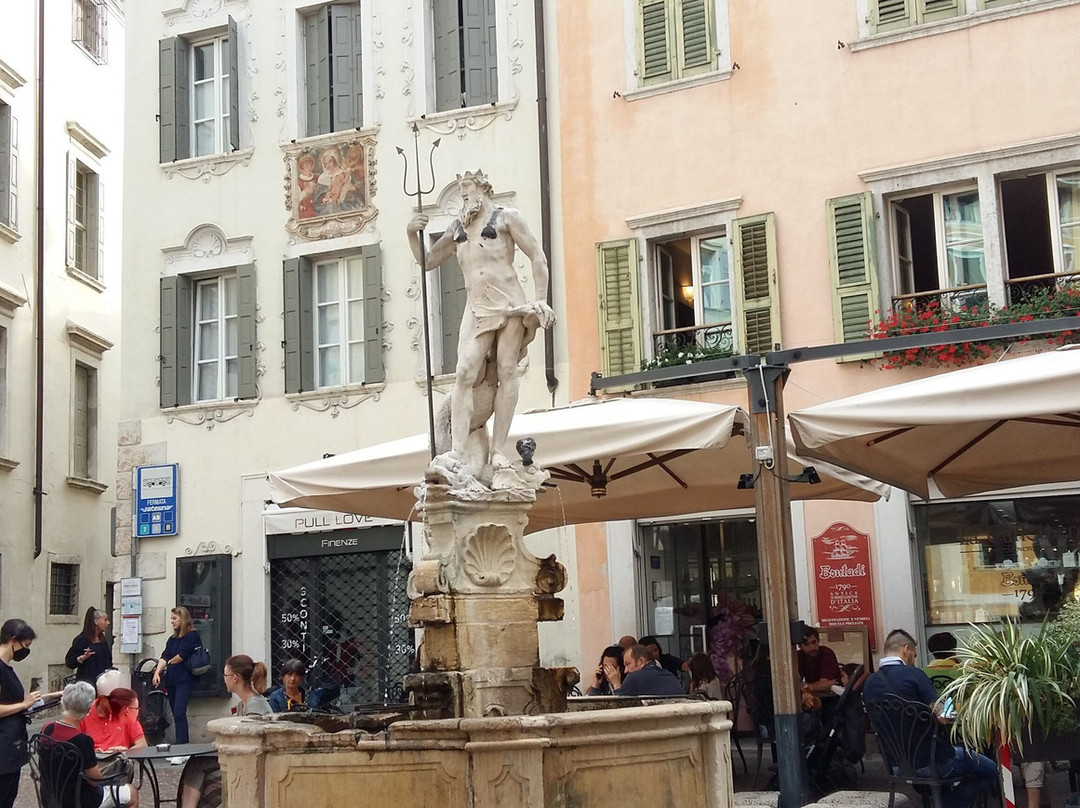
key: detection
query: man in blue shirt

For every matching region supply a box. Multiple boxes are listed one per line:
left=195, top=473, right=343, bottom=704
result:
left=606, top=644, right=684, bottom=697
left=864, top=629, right=995, bottom=808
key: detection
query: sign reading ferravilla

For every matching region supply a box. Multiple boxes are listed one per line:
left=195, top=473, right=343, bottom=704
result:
left=812, top=522, right=876, bottom=647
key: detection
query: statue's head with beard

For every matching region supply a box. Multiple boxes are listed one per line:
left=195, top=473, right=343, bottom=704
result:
left=456, top=170, right=494, bottom=226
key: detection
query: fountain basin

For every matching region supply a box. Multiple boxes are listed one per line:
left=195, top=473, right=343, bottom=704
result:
left=209, top=700, right=734, bottom=808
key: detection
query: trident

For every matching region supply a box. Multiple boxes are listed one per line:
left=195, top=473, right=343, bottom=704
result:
left=397, top=124, right=441, bottom=460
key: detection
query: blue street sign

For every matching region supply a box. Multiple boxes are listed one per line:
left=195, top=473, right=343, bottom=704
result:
left=135, top=464, right=179, bottom=537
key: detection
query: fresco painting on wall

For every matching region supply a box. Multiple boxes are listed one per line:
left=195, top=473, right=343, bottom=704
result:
left=284, top=134, right=377, bottom=240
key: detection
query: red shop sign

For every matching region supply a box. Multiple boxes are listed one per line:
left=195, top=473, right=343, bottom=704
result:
left=812, top=522, right=876, bottom=648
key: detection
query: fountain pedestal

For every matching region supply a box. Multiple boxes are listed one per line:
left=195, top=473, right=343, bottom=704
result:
left=404, top=474, right=575, bottom=718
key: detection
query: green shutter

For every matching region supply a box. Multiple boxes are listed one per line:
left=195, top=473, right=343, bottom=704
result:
left=461, top=0, right=497, bottom=107
left=362, top=244, right=384, bottom=383
left=921, top=0, right=960, bottom=22
left=65, top=152, right=77, bottom=269
left=95, top=176, right=104, bottom=282
left=981, top=0, right=1022, bottom=8
left=433, top=0, right=462, bottom=111
left=236, top=263, right=257, bottom=399
left=733, top=213, right=781, bottom=355
left=330, top=4, right=363, bottom=130
left=676, top=0, right=712, bottom=75
left=440, top=255, right=467, bottom=374
left=73, top=363, right=90, bottom=478
left=874, top=0, right=914, bottom=31
left=596, top=239, right=642, bottom=376
left=828, top=193, right=879, bottom=344
left=639, top=0, right=673, bottom=84
left=0, top=108, right=14, bottom=228
left=227, top=17, right=240, bottom=151
left=160, top=275, right=193, bottom=408
left=159, top=37, right=190, bottom=163
left=283, top=256, right=314, bottom=394
left=305, top=9, right=332, bottom=135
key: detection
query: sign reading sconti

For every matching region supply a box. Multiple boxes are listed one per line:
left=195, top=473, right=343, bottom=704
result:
left=135, top=464, right=179, bottom=536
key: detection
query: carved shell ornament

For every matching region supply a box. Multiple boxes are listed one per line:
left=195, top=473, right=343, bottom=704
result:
left=463, top=524, right=515, bottom=586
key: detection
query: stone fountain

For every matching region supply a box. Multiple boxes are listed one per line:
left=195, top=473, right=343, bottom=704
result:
left=208, top=172, right=734, bottom=808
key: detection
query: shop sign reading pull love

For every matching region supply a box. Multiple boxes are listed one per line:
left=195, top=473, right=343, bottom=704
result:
left=812, top=522, right=876, bottom=648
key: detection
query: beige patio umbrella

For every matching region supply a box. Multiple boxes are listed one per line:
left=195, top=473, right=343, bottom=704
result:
left=788, top=346, right=1080, bottom=499
left=269, top=396, right=887, bottom=533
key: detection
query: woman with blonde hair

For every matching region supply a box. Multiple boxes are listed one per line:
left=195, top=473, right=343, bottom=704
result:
left=151, top=607, right=202, bottom=743
left=223, top=655, right=270, bottom=716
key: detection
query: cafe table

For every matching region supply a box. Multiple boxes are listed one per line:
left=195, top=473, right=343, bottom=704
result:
left=126, top=743, right=217, bottom=808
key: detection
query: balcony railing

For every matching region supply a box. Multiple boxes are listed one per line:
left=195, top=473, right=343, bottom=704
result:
left=652, top=322, right=734, bottom=356
left=73, top=0, right=108, bottom=64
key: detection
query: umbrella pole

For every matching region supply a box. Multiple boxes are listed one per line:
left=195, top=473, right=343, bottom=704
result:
left=747, top=364, right=810, bottom=808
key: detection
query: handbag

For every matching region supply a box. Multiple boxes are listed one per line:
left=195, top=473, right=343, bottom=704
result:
left=96, top=751, right=134, bottom=783
left=186, top=644, right=212, bottom=677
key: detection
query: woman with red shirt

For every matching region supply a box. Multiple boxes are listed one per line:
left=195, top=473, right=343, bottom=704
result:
left=79, top=688, right=147, bottom=752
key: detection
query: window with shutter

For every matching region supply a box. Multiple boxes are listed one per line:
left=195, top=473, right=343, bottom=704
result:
left=304, top=3, right=363, bottom=136
left=432, top=0, right=498, bottom=111
left=0, top=104, right=15, bottom=230
left=439, top=255, right=468, bottom=374
left=828, top=193, right=880, bottom=345
left=67, top=157, right=102, bottom=281
left=732, top=213, right=780, bottom=355
left=637, top=0, right=716, bottom=86
left=652, top=231, right=734, bottom=360
left=160, top=275, right=193, bottom=408
left=873, top=0, right=961, bottom=32
left=72, top=361, right=97, bottom=479
left=596, top=240, right=643, bottom=376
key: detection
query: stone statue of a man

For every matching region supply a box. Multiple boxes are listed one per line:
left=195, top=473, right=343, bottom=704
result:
left=407, top=170, right=555, bottom=478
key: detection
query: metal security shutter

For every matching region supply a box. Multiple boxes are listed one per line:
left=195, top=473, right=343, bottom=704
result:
left=305, top=8, right=332, bottom=136
left=433, top=0, right=463, bottom=111
left=268, top=541, right=414, bottom=706
left=160, top=275, right=194, bottom=408
left=227, top=17, right=241, bottom=151
left=159, top=37, right=190, bottom=162
left=828, top=193, right=879, bottom=344
left=236, top=263, right=258, bottom=399
left=283, top=256, right=314, bottom=394
left=733, top=213, right=781, bottom=355
left=361, top=244, right=384, bottom=383
left=440, top=255, right=467, bottom=374
left=596, top=239, right=642, bottom=376
left=330, top=3, right=363, bottom=130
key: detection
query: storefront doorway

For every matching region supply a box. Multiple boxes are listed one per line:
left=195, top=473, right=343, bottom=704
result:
left=639, top=516, right=761, bottom=663
left=267, top=525, right=414, bottom=706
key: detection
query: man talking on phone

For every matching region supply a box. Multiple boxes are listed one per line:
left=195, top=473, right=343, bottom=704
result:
left=863, top=629, right=995, bottom=808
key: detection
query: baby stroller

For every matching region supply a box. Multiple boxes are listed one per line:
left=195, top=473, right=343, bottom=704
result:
left=132, top=657, right=171, bottom=744
left=805, top=664, right=866, bottom=799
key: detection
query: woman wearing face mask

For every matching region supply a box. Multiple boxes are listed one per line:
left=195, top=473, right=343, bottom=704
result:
left=0, top=618, right=58, bottom=808
left=65, top=607, right=114, bottom=685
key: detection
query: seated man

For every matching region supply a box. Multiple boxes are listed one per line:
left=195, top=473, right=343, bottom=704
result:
left=606, top=644, right=684, bottom=697
left=922, top=631, right=963, bottom=694
left=40, top=681, right=138, bottom=808
left=638, top=635, right=683, bottom=677
left=797, top=626, right=841, bottom=695
left=863, top=628, right=995, bottom=808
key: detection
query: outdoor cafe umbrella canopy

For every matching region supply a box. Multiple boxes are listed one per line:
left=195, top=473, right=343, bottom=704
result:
left=268, top=397, right=886, bottom=533
left=787, top=347, right=1080, bottom=500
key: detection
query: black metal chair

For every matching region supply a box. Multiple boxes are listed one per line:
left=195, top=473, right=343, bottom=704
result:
left=722, top=674, right=748, bottom=776
left=866, top=694, right=978, bottom=808
left=740, top=670, right=777, bottom=788
left=29, top=733, right=130, bottom=808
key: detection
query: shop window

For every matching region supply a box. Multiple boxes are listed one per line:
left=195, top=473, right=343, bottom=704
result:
left=916, top=495, right=1080, bottom=625
left=50, top=562, right=80, bottom=615
left=176, top=554, right=232, bottom=697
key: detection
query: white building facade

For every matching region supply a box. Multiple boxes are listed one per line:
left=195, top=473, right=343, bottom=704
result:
left=0, top=0, right=125, bottom=688
left=120, top=0, right=574, bottom=735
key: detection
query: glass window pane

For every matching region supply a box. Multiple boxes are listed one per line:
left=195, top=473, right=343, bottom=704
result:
left=195, top=121, right=215, bottom=157
left=225, top=318, right=238, bottom=357
left=1058, top=173, right=1080, bottom=275
left=225, top=358, right=238, bottom=398
left=348, top=300, right=365, bottom=341
left=194, top=82, right=215, bottom=120
left=197, top=323, right=219, bottom=360
left=319, top=346, right=340, bottom=387
left=701, top=285, right=731, bottom=324
left=347, top=258, right=365, bottom=297
left=198, top=283, right=218, bottom=320
left=316, top=264, right=339, bottom=304
left=699, top=236, right=729, bottom=285
left=197, top=363, right=218, bottom=401
left=193, top=43, right=214, bottom=82
left=943, top=192, right=985, bottom=287
left=222, top=276, right=238, bottom=315
left=349, top=342, right=365, bottom=383
left=317, top=305, right=340, bottom=346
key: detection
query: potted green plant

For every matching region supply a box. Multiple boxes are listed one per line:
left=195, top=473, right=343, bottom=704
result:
left=944, top=603, right=1080, bottom=758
